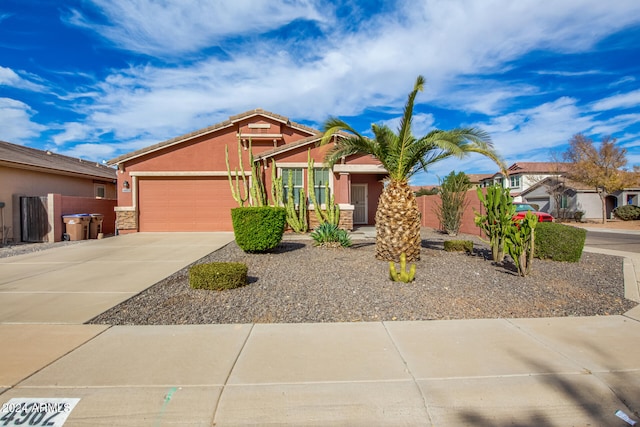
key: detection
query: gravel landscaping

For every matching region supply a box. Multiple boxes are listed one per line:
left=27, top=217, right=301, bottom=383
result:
left=88, top=229, right=636, bottom=325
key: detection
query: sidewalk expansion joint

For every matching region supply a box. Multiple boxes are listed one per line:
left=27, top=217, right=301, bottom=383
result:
left=210, top=323, right=255, bottom=424
left=381, top=321, right=435, bottom=425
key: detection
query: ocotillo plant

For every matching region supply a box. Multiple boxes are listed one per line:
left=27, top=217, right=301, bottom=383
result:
left=474, top=185, right=515, bottom=262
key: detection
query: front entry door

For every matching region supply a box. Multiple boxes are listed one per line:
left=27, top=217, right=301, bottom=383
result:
left=351, top=184, right=368, bottom=224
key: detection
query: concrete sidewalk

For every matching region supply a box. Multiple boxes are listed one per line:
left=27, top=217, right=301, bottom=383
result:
left=1, top=317, right=639, bottom=425
left=0, top=232, right=639, bottom=425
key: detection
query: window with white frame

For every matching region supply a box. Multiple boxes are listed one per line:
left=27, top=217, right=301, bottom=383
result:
left=95, top=184, right=106, bottom=198
left=509, top=175, right=520, bottom=188
left=282, top=168, right=304, bottom=204
left=313, top=168, right=330, bottom=205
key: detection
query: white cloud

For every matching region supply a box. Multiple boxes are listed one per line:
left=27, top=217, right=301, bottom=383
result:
left=590, top=89, right=640, bottom=112
left=59, top=143, right=117, bottom=161
left=0, top=66, right=46, bottom=92
left=52, top=122, right=93, bottom=145
left=0, top=98, right=46, bottom=143
left=65, top=0, right=325, bottom=57
left=49, top=0, right=640, bottom=168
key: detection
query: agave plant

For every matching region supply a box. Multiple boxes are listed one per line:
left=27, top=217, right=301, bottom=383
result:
left=310, top=223, right=352, bottom=248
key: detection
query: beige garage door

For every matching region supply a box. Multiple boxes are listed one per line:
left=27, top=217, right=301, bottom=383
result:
left=138, top=177, right=236, bottom=231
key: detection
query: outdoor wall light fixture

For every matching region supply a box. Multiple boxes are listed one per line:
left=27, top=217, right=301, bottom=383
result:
left=123, top=180, right=130, bottom=190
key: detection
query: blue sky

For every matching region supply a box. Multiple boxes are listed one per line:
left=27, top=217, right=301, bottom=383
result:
left=1, top=0, right=640, bottom=185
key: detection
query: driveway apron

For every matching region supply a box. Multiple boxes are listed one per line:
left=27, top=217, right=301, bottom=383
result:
left=0, top=232, right=234, bottom=324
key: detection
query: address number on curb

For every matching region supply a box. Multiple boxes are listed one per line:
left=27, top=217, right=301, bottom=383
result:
left=0, top=398, right=80, bottom=427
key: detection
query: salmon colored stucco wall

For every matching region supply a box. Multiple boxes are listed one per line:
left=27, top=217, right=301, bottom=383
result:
left=54, top=195, right=117, bottom=242
left=0, top=165, right=116, bottom=243
left=115, top=118, right=315, bottom=208
left=417, top=190, right=485, bottom=236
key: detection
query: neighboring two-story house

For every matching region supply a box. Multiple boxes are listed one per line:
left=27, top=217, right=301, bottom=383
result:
left=476, top=161, right=640, bottom=220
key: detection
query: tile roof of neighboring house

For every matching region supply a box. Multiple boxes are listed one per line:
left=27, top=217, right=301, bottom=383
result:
left=107, top=108, right=319, bottom=165
left=0, top=140, right=116, bottom=181
left=506, top=162, right=570, bottom=174
left=466, top=173, right=494, bottom=183
left=410, top=185, right=438, bottom=192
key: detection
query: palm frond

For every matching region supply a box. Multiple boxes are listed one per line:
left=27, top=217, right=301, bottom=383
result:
left=395, top=75, right=425, bottom=179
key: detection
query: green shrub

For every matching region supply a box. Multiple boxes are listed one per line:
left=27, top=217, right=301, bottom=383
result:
left=443, top=240, right=474, bottom=253
left=613, top=205, right=640, bottom=221
left=310, top=222, right=352, bottom=247
left=231, top=206, right=286, bottom=252
left=435, top=171, right=471, bottom=236
left=534, top=222, right=586, bottom=262
left=189, top=262, right=248, bottom=290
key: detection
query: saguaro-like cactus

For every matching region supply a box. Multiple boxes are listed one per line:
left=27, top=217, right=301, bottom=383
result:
left=474, top=185, right=515, bottom=262
left=389, top=252, right=416, bottom=282
left=284, top=172, right=308, bottom=233
left=225, top=138, right=267, bottom=207
left=307, top=150, right=340, bottom=227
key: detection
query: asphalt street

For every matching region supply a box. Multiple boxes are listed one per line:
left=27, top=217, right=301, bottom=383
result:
left=584, top=230, right=640, bottom=253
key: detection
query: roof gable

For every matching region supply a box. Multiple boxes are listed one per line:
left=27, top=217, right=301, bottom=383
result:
left=107, top=108, right=319, bottom=165
left=0, top=140, right=116, bottom=181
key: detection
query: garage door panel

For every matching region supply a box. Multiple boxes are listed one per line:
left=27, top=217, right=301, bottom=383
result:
left=138, top=178, right=236, bottom=231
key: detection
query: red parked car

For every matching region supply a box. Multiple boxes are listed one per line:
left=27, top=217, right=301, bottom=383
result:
left=513, top=203, right=554, bottom=222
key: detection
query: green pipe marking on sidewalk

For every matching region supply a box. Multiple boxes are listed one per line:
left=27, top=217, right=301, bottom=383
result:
left=153, top=386, right=178, bottom=427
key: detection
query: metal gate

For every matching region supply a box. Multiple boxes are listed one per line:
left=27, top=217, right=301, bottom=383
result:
left=20, top=196, right=49, bottom=242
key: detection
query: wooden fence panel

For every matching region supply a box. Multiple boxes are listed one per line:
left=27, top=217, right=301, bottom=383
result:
left=20, top=196, right=49, bottom=242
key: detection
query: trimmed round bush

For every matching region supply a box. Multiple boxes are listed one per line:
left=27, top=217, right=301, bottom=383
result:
left=231, top=206, right=286, bottom=252
left=443, top=240, right=473, bottom=253
left=534, top=222, right=586, bottom=262
left=189, top=262, right=248, bottom=290
left=613, top=205, right=640, bottom=221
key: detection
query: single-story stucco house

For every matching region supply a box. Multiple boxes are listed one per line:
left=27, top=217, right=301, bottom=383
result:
left=521, top=176, right=640, bottom=220
left=106, top=109, right=387, bottom=233
left=0, top=140, right=117, bottom=243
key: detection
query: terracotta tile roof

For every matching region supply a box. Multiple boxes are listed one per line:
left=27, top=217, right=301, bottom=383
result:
left=466, top=173, right=494, bottom=183
left=253, top=130, right=358, bottom=161
left=107, top=108, right=318, bottom=165
left=253, top=134, right=321, bottom=161
left=0, top=140, right=116, bottom=181
left=507, top=162, right=570, bottom=174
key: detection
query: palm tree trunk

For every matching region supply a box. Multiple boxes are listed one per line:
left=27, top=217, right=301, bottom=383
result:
left=375, top=179, right=421, bottom=262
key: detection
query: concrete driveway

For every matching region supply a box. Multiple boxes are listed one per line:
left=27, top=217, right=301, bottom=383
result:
left=0, top=232, right=234, bottom=324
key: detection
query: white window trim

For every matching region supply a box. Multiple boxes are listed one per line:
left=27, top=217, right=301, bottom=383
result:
left=277, top=166, right=334, bottom=204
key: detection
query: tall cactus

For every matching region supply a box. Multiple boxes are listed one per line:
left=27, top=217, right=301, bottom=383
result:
left=474, top=185, right=515, bottom=262
left=225, top=137, right=268, bottom=207
left=505, top=212, right=537, bottom=277
left=284, top=172, right=308, bottom=233
left=270, top=160, right=283, bottom=206
left=307, top=150, right=340, bottom=227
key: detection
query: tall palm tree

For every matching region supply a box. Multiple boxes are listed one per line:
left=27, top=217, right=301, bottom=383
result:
left=321, top=75, right=504, bottom=262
